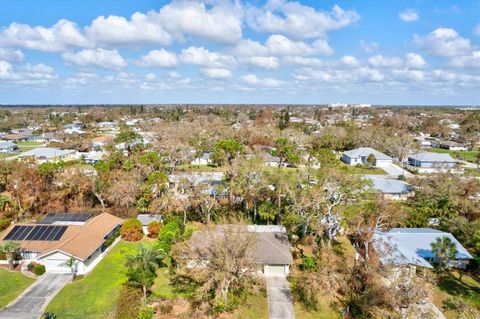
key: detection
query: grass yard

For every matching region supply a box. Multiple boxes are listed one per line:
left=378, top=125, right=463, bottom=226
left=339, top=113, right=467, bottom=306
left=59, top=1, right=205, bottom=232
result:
left=336, top=162, right=387, bottom=175
left=0, top=153, right=15, bottom=159
left=465, top=167, right=480, bottom=177
left=427, top=148, right=480, bottom=163
left=151, top=267, right=177, bottom=299
left=431, top=272, right=480, bottom=319
left=230, top=293, right=269, bottom=319
left=15, top=141, right=44, bottom=152
left=46, top=241, right=139, bottom=319
left=294, top=303, right=342, bottom=319
left=176, top=164, right=228, bottom=172
left=0, top=268, right=36, bottom=309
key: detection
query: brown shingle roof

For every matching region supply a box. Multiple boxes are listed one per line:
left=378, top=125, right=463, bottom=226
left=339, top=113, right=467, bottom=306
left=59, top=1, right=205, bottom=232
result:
left=0, top=213, right=122, bottom=261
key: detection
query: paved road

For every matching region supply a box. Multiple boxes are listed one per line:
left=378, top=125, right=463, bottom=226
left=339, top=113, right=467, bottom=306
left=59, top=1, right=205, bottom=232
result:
left=0, top=273, right=70, bottom=319
left=382, top=164, right=412, bottom=177
left=266, top=276, right=295, bottom=319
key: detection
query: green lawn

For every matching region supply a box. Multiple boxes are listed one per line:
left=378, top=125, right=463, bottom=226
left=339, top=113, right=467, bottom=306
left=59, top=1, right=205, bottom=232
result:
left=231, top=293, right=269, bottom=319
left=0, top=153, right=15, bottom=159
left=465, top=168, right=480, bottom=177
left=46, top=241, right=139, bottom=319
left=427, top=148, right=480, bottom=163
left=336, top=162, right=387, bottom=175
left=432, top=272, right=480, bottom=319
left=294, top=303, right=342, bottom=319
left=15, top=141, right=44, bottom=152
left=0, top=268, right=36, bottom=309
left=151, top=267, right=176, bottom=299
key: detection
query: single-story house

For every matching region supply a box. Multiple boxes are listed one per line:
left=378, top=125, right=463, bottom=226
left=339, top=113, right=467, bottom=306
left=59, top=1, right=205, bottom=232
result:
left=0, top=213, right=122, bottom=274
left=437, top=141, right=468, bottom=151
left=137, top=214, right=163, bottom=235
left=262, top=153, right=285, bottom=167
left=0, top=140, right=18, bottom=153
left=408, top=152, right=457, bottom=173
left=17, top=147, right=77, bottom=163
left=364, top=176, right=413, bottom=201
left=189, top=225, right=293, bottom=276
left=190, top=152, right=212, bottom=165
left=341, top=147, right=393, bottom=167
left=32, top=132, right=62, bottom=143
left=374, top=228, right=473, bottom=269
left=4, top=129, right=33, bottom=142
left=79, top=151, right=106, bottom=164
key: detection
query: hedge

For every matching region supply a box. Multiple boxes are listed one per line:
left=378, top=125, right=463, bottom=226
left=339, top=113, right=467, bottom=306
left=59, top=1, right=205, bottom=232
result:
left=120, top=219, right=143, bottom=242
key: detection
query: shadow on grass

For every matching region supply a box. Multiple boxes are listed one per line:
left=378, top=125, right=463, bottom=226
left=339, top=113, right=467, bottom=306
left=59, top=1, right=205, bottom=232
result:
left=438, top=274, right=480, bottom=306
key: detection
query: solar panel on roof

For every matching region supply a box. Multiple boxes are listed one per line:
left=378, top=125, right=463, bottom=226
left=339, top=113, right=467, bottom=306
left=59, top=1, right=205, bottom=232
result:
left=46, top=226, right=62, bottom=240
left=52, top=226, right=67, bottom=240
left=4, top=226, right=22, bottom=240
left=38, top=213, right=92, bottom=224
left=11, top=226, right=34, bottom=240
left=25, top=226, right=42, bottom=240
left=39, top=227, right=55, bottom=240
left=34, top=225, right=49, bottom=240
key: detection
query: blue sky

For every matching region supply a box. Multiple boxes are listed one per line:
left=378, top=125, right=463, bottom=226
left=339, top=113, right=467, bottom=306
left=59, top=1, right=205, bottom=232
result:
left=0, top=0, right=479, bottom=105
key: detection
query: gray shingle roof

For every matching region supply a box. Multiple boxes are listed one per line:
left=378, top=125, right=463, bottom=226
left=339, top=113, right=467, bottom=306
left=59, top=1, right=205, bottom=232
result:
left=137, top=214, right=162, bottom=225
left=18, top=147, right=76, bottom=159
left=343, top=147, right=392, bottom=160
left=408, top=152, right=456, bottom=163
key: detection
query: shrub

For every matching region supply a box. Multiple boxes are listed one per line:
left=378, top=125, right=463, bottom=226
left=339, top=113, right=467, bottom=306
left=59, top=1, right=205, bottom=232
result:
left=0, top=251, right=22, bottom=261
left=103, top=230, right=120, bottom=248
left=0, top=218, right=12, bottom=232
left=137, top=306, right=155, bottom=319
left=147, top=221, right=161, bottom=239
left=120, top=219, right=143, bottom=242
left=33, top=264, right=46, bottom=276
left=158, top=220, right=181, bottom=253
left=300, top=256, right=317, bottom=270
left=115, top=285, right=142, bottom=319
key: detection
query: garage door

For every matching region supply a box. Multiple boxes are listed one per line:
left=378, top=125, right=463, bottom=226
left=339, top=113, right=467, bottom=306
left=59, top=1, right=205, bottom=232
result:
left=44, top=259, right=70, bottom=273
left=265, top=264, right=285, bottom=276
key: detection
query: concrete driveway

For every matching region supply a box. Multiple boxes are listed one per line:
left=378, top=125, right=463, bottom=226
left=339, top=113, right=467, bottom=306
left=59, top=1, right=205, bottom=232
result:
left=0, top=273, right=71, bottom=319
left=266, top=276, right=295, bottom=319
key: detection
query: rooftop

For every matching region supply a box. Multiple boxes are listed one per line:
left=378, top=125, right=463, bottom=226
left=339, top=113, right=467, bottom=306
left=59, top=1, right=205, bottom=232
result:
left=409, top=152, right=456, bottom=163
left=343, top=147, right=392, bottom=161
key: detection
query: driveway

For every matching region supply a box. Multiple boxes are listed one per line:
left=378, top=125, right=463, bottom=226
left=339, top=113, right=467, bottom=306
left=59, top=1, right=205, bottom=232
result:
left=266, top=276, right=295, bottom=319
left=382, top=164, right=412, bottom=177
left=0, top=273, right=71, bottom=319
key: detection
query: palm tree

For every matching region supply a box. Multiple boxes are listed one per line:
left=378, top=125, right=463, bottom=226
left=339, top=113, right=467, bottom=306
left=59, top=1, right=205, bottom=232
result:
left=43, top=313, right=57, bottom=319
left=125, top=244, right=164, bottom=303
left=1, top=241, right=20, bottom=270
left=431, top=236, right=458, bottom=273
left=62, top=257, right=78, bottom=281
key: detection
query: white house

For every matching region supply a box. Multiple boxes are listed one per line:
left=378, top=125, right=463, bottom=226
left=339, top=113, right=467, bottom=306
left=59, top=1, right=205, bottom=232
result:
left=365, top=176, right=413, bottom=201
left=374, top=228, right=473, bottom=269
left=190, top=152, right=212, bottom=165
left=0, top=141, right=17, bottom=153
left=0, top=213, right=122, bottom=275
left=341, top=147, right=393, bottom=167
left=17, top=147, right=77, bottom=163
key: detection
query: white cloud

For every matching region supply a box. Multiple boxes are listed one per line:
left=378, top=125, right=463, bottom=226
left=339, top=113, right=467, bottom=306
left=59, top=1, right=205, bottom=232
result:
left=449, top=51, right=480, bottom=68
left=158, top=0, right=243, bottom=45
left=0, top=61, right=13, bottom=79
left=86, top=12, right=172, bottom=46
left=392, top=69, right=425, bottom=82
left=168, top=71, right=181, bottom=78
left=0, top=61, right=57, bottom=83
left=414, top=28, right=471, bottom=57
left=62, top=48, right=127, bottom=69
left=340, top=55, right=360, bottom=67
left=248, top=56, right=279, bottom=69
left=180, top=47, right=236, bottom=69
left=247, top=2, right=359, bottom=39
left=368, top=55, right=403, bottom=67
left=0, top=20, right=90, bottom=52
left=265, top=34, right=313, bottom=56
left=0, top=48, right=24, bottom=62
left=399, top=9, right=419, bottom=22
left=356, top=67, right=384, bottom=81
left=282, top=56, right=324, bottom=67
left=241, top=73, right=283, bottom=87
left=202, top=68, right=232, bottom=79
left=405, top=53, right=426, bottom=68
left=138, top=49, right=178, bottom=68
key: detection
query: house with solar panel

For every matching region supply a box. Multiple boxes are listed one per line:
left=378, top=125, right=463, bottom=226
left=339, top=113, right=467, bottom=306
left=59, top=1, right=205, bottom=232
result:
left=341, top=147, right=393, bottom=168
left=0, top=213, right=122, bottom=274
left=374, top=228, right=473, bottom=269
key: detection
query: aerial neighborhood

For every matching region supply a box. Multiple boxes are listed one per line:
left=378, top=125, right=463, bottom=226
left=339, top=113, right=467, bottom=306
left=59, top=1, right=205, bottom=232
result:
left=0, top=105, right=478, bottom=319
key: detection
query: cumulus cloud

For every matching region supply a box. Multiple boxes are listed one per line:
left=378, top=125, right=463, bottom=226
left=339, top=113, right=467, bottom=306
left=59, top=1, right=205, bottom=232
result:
left=392, top=69, right=425, bottom=82
left=138, top=49, right=178, bottom=68
left=86, top=13, right=172, bottom=46
left=449, top=51, right=480, bottom=68
left=180, top=47, right=236, bottom=69
left=202, top=68, right=232, bottom=79
left=405, top=53, right=426, bottom=68
left=414, top=28, right=471, bottom=57
left=368, top=55, right=403, bottom=67
left=62, top=48, right=127, bottom=69
left=158, top=0, right=243, bottom=45
left=0, top=61, right=57, bottom=83
left=241, top=73, right=284, bottom=87
left=340, top=55, right=360, bottom=67
left=0, top=48, right=24, bottom=62
left=0, top=20, right=90, bottom=52
left=399, top=9, right=419, bottom=22
left=247, top=2, right=359, bottom=39
left=359, top=40, right=379, bottom=53
left=248, top=56, right=279, bottom=69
